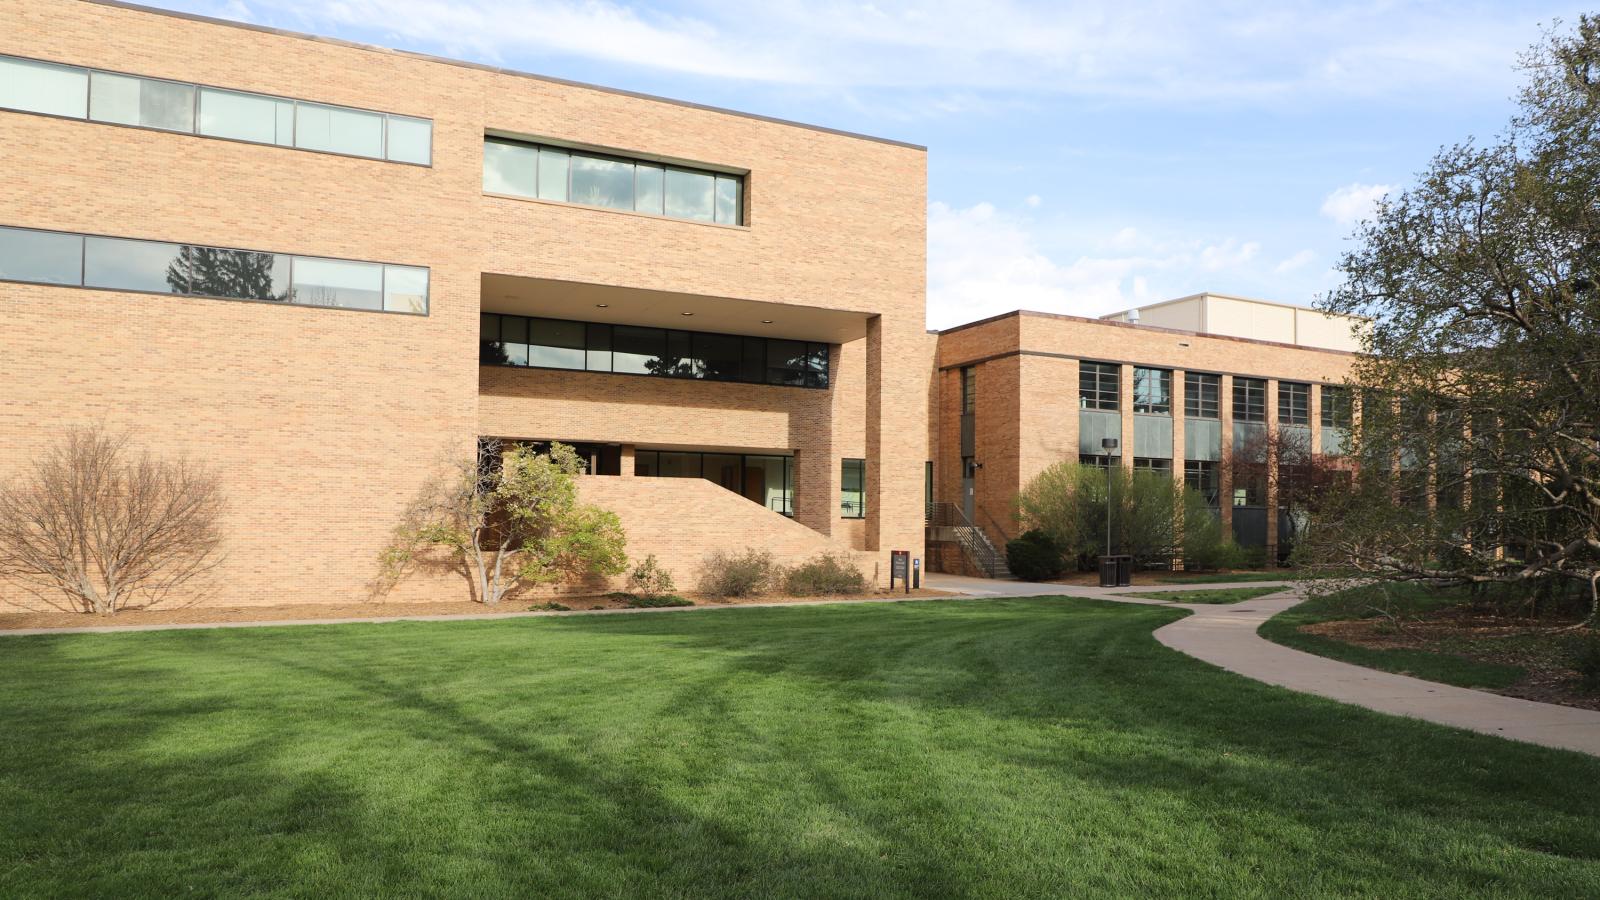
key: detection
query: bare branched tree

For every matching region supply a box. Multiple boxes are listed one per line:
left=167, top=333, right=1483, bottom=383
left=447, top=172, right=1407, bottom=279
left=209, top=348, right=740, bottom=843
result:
left=0, top=428, right=225, bottom=614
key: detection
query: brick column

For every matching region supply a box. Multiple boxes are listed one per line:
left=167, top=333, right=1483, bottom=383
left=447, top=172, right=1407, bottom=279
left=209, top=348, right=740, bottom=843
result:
left=1171, top=369, right=1186, bottom=489
left=866, top=314, right=929, bottom=571
left=1119, top=363, right=1135, bottom=470
left=620, top=444, right=635, bottom=476
left=1265, top=379, right=1280, bottom=564
left=1219, top=374, right=1234, bottom=530
left=1309, top=385, right=1324, bottom=462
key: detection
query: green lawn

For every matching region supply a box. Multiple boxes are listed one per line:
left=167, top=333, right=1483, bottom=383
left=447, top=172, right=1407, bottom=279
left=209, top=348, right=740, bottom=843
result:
left=1150, top=571, right=1292, bottom=584
left=1259, top=584, right=1528, bottom=690
left=4, top=599, right=1599, bottom=897
left=1122, top=586, right=1284, bottom=604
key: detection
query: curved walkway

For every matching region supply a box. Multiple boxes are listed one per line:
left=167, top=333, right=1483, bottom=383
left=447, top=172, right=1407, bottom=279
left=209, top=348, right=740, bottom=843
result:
left=927, top=573, right=1600, bottom=757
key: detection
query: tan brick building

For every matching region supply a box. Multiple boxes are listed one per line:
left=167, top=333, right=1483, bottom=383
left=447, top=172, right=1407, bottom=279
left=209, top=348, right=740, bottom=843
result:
left=929, top=303, right=1361, bottom=571
left=0, top=0, right=931, bottom=609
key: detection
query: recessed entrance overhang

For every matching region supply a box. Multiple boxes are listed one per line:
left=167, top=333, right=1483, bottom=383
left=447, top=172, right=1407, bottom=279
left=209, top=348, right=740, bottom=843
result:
left=481, top=274, right=871, bottom=344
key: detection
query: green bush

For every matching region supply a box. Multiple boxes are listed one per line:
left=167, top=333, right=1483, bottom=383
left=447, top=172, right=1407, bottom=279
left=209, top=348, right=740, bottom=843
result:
left=1007, top=530, right=1064, bottom=581
left=627, top=554, right=676, bottom=600
left=1571, top=632, right=1600, bottom=693
left=527, top=601, right=572, bottom=612
left=623, top=594, right=694, bottom=608
left=1018, top=462, right=1200, bottom=570
left=783, top=552, right=868, bottom=596
left=697, top=548, right=779, bottom=597
left=1181, top=497, right=1246, bottom=572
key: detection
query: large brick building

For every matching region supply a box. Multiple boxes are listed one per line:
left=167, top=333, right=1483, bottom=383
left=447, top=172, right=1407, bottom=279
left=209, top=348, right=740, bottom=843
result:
left=0, top=0, right=930, bottom=607
left=1, top=2, right=1369, bottom=610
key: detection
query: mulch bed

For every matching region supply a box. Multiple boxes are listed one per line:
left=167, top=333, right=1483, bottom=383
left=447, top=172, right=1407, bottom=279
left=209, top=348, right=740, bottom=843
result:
left=1302, top=606, right=1600, bottom=711
left=0, top=587, right=956, bottom=631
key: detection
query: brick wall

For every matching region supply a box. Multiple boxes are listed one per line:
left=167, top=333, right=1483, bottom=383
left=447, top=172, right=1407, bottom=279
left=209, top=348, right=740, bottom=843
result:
left=0, top=0, right=927, bottom=610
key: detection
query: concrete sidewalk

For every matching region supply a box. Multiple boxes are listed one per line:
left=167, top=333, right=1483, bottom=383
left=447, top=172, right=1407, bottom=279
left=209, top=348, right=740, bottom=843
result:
left=927, top=573, right=1600, bottom=757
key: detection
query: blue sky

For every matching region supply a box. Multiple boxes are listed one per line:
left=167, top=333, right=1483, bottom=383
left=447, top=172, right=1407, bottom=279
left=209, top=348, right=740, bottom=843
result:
left=152, top=1, right=1585, bottom=328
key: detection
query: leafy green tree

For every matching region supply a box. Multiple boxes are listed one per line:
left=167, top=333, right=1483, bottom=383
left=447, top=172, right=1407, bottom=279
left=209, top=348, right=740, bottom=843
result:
left=378, top=440, right=627, bottom=605
left=1310, top=17, right=1600, bottom=621
left=1018, top=462, right=1225, bottom=570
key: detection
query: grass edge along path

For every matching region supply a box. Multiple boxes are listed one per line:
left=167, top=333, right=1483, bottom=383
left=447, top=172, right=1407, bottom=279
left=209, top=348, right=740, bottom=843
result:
left=1258, top=584, right=1527, bottom=690
left=1122, top=586, right=1284, bottom=605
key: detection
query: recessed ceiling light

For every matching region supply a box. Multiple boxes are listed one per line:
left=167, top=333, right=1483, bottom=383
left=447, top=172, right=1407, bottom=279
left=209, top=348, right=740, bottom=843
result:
left=680, top=311, right=694, bottom=316
left=595, top=303, right=609, bottom=308
left=761, top=319, right=774, bottom=324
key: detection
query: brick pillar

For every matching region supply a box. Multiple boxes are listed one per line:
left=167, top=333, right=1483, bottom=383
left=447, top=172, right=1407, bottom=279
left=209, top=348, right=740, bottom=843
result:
left=793, top=343, right=837, bottom=539
left=1171, top=369, right=1186, bottom=489
left=866, top=314, right=929, bottom=571
left=1309, top=385, right=1324, bottom=463
left=620, top=444, right=635, bottom=476
left=1265, top=379, right=1280, bottom=564
left=1219, top=374, right=1234, bottom=531
left=1119, top=363, right=1135, bottom=470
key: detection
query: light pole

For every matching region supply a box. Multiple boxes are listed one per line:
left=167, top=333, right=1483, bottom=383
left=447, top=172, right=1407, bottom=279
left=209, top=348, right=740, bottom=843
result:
left=1101, top=437, right=1119, bottom=559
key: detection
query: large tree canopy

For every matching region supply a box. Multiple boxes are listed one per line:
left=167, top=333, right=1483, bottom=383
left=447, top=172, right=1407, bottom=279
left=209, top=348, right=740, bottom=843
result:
left=1309, top=17, right=1600, bottom=618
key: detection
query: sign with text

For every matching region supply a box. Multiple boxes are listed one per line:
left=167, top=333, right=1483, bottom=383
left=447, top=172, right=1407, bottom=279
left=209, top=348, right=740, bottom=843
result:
left=891, top=550, right=910, bottom=593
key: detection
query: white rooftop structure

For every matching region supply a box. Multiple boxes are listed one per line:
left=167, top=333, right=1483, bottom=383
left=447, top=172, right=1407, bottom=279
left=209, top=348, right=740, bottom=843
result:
left=1101, top=292, right=1368, bottom=353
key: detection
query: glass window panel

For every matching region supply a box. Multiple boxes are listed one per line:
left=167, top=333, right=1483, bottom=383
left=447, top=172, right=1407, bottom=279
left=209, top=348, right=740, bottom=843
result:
left=1079, top=361, right=1120, bottom=410
left=383, top=265, right=428, bottom=313
left=656, top=452, right=700, bottom=478
left=0, top=56, right=88, bottom=118
left=290, top=256, right=383, bottom=309
left=962, top=367, right=977, bottom=413
left=766, top=339, right=807, bottom=386
left=527, top=318, right=586, bottom=369
left=1133, top=367, right=1171, bottom=415
left=570, top=154, right=635, bottom=210
left=841, top=458, right=866, bottom=518
left=612, top=325, right=665, bottom=374
left=636, top=163, right=665, bottom=215
left=480, top=313, right=508, bottom=365
left=741, top=338, right=765, bottom=383
left=702, top=454, right=741, bottom=492
left=660, top=330, right=695, bottom=377
left=0, top=227, right=83, bottom=286
left=385, top=115, right=431, bottom=164
left=695, top=333, right=743, bottom=381
left=1279, top=382, right=1310, bottom=425
left=294, top=102, right=384, bottom=158
left=537, top=148, right=569, bottom=201
left=1184, top=372, right=1220, bottom=418
left=483, top=139, right=536, bottom=197
left=715, top=176, right=741, bottom=224
left=1233, top=377, right=1266, bottom=422
left=743, top=455, right=792, bottom=514
left=83, top=237, right=187, bottom=294
left=175, top=246, right=289, bottom=300
left=1322, top=386, right=1352, bottom=428
left=500, top=316, right=529, bottom=366
left=664, top=169, right=715, bottom=221
left=586, top=322, right=612, bottom=372
left=634, top=450, right=658, bottom=477
left=89, top=72, right=194, bottom=132
left=805, top=343, right=829, bottom=388
left=198, top=88, right=293, bottom=145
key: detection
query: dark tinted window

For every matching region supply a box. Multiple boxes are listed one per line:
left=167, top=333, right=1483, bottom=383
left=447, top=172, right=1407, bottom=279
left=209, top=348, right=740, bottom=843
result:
left=613, top=325, right=666, bottom=374
left=83, top=236, right=186, bottom=294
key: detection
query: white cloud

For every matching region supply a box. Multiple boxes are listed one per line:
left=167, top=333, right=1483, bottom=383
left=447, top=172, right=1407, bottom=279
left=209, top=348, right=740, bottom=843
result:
left=1274, top=248, right=1316, bottom=273
left=1024, top=194, right=1043, bottom=208
left=926, top=201, right=1277, bottom=330
left=1320, top=182, right=1391, bottom=226
left=171, top=0, right=1531, bottom=105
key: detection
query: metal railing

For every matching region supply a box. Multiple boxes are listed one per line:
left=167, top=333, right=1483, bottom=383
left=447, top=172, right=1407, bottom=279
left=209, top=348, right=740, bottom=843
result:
left=927, top=502, right=1012, bottom=579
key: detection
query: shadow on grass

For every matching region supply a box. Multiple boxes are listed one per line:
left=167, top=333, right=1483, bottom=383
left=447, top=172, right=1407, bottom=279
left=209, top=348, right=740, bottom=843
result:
left=3, top=597, right=1599, bottom=896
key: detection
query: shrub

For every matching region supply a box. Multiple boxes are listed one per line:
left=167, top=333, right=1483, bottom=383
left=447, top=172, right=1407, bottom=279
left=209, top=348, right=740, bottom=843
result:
left=697, top=548, right=778, bottom=597
left=783, top=552, right=868, bottom=596
left=1181, top=497, right=1247, bottom=572
left=1007, top=530, right=1064, bottom=581
left=1018, top=461, right=1199, bottom=571
left=623, top=593, right=694, bottom=608
left=627, top=554, right=676, bottom=599
left=1572, top=632, right=1600, bottom=693
left=527, top=601, right=571, bottom=612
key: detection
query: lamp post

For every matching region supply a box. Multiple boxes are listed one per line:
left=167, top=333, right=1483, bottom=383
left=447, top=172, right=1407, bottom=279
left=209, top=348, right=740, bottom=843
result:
left=1102, top=438, right=1119, bottom=558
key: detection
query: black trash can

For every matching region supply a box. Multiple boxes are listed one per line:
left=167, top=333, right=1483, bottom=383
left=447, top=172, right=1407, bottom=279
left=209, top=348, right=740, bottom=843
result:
left=1114, top=554, right=1132, bottom=587
left=1098, top=555, right=1119, bottom=587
